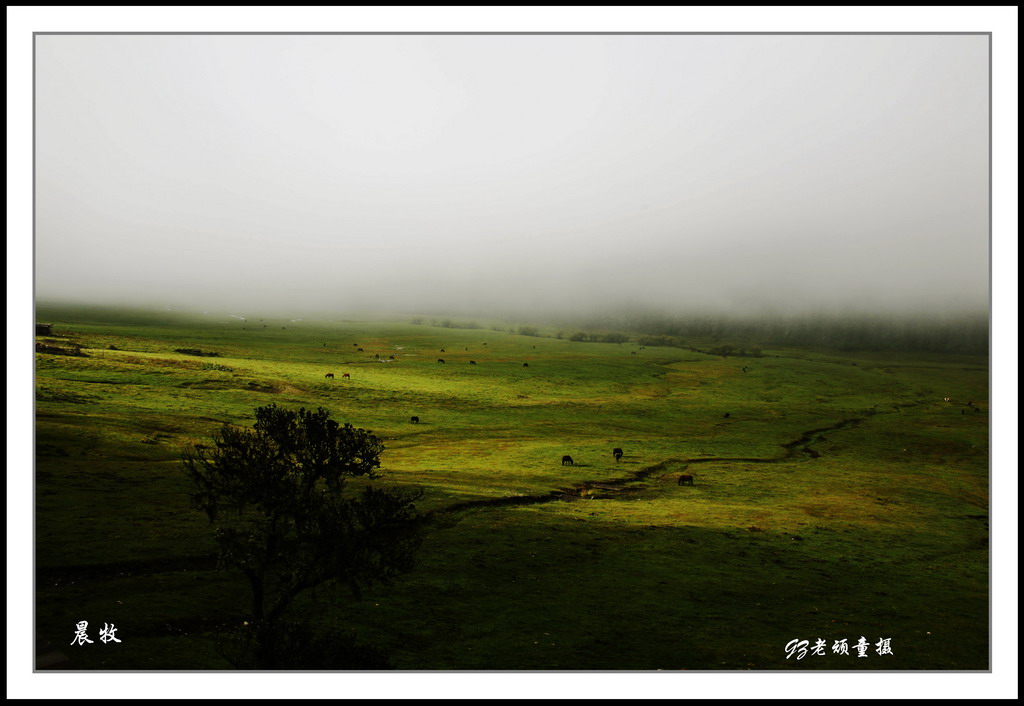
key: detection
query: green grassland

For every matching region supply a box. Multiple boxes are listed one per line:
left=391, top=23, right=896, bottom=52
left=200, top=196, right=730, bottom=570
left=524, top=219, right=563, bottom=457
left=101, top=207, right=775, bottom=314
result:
left=34, top=305, right=989, bottom=670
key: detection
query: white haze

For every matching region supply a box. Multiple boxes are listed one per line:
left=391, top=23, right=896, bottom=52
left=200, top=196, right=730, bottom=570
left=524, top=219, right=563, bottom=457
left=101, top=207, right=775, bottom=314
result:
left=35, top=34, right=989, bottom=319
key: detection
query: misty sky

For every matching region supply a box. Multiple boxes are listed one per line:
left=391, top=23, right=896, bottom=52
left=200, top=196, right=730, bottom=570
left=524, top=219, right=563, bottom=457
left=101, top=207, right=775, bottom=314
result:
left=35, top=34, right=990, bottom=317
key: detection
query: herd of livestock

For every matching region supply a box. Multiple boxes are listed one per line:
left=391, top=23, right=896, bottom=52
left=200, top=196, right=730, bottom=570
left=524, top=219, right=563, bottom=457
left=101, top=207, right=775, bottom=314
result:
left=316, top=340, right=701, bottom=485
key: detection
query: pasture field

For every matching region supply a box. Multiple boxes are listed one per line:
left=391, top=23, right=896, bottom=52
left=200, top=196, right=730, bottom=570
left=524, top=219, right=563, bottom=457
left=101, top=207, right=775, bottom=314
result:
left=33, top=305, right=989, bottom=670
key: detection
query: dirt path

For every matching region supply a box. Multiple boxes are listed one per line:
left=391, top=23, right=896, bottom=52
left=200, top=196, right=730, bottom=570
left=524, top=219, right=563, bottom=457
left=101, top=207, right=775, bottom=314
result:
left=38, top=414, right=879, bottom=586
left=429, top=415, right=867, bottom=516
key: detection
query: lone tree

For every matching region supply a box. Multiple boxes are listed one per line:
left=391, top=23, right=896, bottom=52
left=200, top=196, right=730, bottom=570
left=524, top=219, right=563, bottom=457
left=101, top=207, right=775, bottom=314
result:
left=181, top=404, right=423, bottom=668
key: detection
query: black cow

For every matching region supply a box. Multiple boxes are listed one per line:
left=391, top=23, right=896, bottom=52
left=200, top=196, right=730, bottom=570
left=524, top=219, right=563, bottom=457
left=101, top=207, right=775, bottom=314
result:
left=357, top=348, right=364, bottom=352
left=678, top=474, right=694, bottom=486
left=438, top=359, right=445, bottom=364
left=470, top=360, right=477, bottom=365
left=324, top=372, right=334, bottom=379
left=441, top=349, right=445, bottom=352
left=523, top=363, right=529, bottom=367
left=561, top=455, right=574, bottom=466
left=613, top=448, right=623, bottom=461
left=410, top=416, right=419, bottom=424
left=724, top=412, right=731, bottom=418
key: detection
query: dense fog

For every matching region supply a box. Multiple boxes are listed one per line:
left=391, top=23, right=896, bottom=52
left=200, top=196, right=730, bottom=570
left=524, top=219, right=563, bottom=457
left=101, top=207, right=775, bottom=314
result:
left=35, top=34, right=989, bottom=320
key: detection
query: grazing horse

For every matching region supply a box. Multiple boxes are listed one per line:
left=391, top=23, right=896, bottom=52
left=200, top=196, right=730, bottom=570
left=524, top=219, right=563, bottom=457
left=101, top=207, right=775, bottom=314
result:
left=613, top=448, right=623, bottom=461
left=438, top=359, right=445, bottom=364
left=561, top=455, right=574, bottom=466
left=324, top=372, right=334, bottom=379
left=341, top=373, right=351, bottom=379
left=410, top=416, right=419, bottom=424
left=678, top=474, right=694, bottom=486
left=469, top=360, right=477, bottom=365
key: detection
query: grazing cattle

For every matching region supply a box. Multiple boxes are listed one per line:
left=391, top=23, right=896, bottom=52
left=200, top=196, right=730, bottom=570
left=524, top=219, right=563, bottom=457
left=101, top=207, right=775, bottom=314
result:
left=410, top=416, right=419, bottom=424
left=613, top=448, right=623, bottom=462
left=357, top=348, right=364, bottom=352
left=742, top=367, right=748, bottom=373
left=561, top=455, right=574, bottom=466
left=724, top=412, right=731, bottom=418
left=389, top=355, right=395, bottom=360
left=962, top=410, right=965, bottom=415
left=469, top=360, right=477, bottom=365
left=341, top=373, right=350, bottom=379
left=438, top=359, right=445, bottom=364
left=943, top=397, right=951, bottom=402
left=523, top=363, right=529, bottom=367
left=678, top=474, right=694, bottom=486
left=324, top=373, right=334, bottom=379
left=631, top=351, right=637, bottom=355
left=441, top=349, right=445, bottom=352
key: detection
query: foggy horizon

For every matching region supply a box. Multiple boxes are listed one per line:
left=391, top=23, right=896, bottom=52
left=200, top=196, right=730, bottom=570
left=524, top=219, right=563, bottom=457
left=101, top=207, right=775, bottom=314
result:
left=35, top=34, right=990, bottom=320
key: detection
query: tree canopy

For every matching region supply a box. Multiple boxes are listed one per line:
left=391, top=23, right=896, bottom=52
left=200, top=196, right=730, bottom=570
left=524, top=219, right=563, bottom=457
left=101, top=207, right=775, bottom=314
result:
left=181, top=404, right=423, bottom=668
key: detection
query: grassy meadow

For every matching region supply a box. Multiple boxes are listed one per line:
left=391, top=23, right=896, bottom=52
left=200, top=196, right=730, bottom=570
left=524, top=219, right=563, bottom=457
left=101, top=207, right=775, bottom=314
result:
left=33, top=305, right=989, bottom=670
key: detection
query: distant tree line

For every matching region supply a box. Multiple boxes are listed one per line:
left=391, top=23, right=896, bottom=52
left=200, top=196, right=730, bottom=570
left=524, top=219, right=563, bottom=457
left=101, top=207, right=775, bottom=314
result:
left=572, top=312, right=988, bottom=355
left=424, top=319, right=482, bottom=330
left=568, top=331, right=630, bottom=344
left=413, top=309, right=988, bottom=355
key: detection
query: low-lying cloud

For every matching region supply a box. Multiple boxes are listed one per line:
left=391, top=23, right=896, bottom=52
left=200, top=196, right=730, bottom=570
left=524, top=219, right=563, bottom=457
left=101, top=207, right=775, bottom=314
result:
left=35, top=34, right=989, bottom=320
